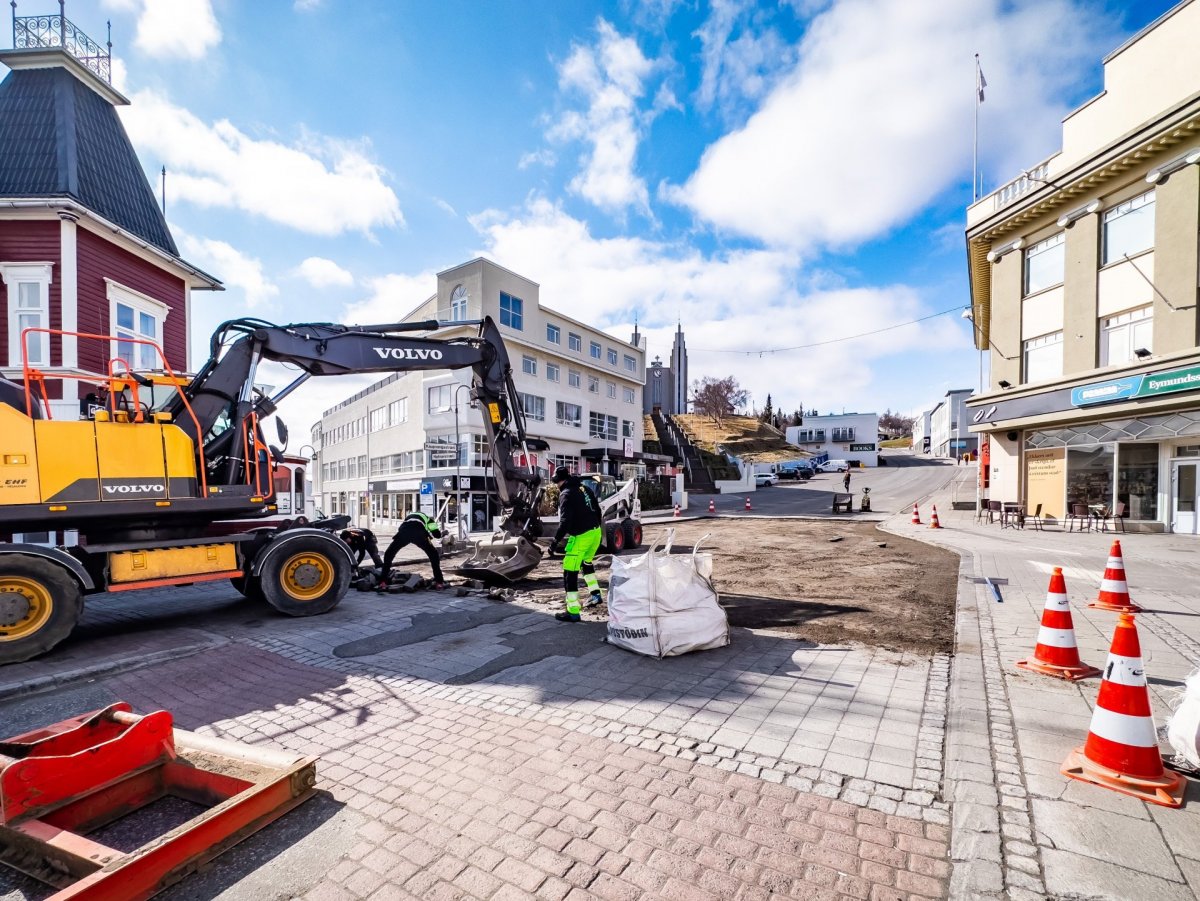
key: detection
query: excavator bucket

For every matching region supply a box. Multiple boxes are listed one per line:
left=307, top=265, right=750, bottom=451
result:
left=455, top=534, right=543, bottom=585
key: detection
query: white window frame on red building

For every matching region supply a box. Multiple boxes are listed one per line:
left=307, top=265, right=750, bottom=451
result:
left=2, top=262, right=54, bottom=368
left=106, top=278, right=169, bottom=371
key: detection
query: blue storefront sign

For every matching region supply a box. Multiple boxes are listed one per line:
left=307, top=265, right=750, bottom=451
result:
left=1071, top=376, right=1141, bottom=407
left=419, top=481, right=434, bottom=495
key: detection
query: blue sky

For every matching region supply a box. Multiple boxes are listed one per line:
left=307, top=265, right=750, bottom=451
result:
left=28, top=0, right=1180, bottom=434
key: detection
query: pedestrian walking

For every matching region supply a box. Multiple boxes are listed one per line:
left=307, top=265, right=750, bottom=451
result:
left=547, top=467, right=604, bottom=622
left=380, top=511, right=445, bottom=588
left=842, top=470, right=851, bottom=492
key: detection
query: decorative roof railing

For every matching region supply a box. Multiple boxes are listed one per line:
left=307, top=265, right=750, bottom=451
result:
left=11, top=3, right=111, bottom=83
left=990, top=160, right=1052, bottom=212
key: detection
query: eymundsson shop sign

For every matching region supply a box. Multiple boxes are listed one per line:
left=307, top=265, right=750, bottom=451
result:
left=1072, top=364, right=1200, bottom=407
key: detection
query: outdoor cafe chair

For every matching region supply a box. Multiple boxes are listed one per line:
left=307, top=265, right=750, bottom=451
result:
left=1066, top=503, right=1092, bottom=532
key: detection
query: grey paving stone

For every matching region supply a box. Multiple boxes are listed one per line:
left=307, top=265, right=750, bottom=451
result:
left=1031, top=799, right=1182, bottom=881
left=1041, top=847, right=1194, bottom=901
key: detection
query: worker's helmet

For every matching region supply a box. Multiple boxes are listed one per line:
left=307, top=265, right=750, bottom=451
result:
left=551, top=466, right=572, bottom=484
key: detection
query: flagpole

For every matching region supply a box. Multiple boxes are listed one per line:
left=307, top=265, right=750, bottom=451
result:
left=973, top=54, right=981, bottom=202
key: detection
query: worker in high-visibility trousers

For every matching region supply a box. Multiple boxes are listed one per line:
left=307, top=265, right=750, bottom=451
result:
left=548, top=466, right=604, bottom=622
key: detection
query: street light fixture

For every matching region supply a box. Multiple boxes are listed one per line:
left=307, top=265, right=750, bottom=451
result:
left=453, top=383, right=476, bottom=540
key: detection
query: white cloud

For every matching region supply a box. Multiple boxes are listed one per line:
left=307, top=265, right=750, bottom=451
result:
left=549, top=20, right=654, bottom=214
left=177, top=233, right=278, bottom=309
left=518, top=149, right=557, bottom=170
left=119, top=91, right=403, bottom=236
left=694, top=0, right=794, bottom=115
left=103, top=0, right=220, bottom=60
left=464, top=198, right=961, bottom=414
left=294, top=0, right=323, bottom=10
left=297, top=257, right=354, bottom=289
left=344, top=272, right=439, bottom=325
left=667, top=0, right=1117, bottom=251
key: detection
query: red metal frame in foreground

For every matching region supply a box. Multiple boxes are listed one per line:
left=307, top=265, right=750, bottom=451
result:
left=0, top=702, right=318, bottom=900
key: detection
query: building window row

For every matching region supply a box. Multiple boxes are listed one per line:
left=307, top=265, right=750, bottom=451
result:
left=323, top=415, right=367, bottom=446
left=370, top=451, right=422, bottom=477
left=590, top=412, right=618, bottom=442
left=369, top=397, right=409, bottom=431
left=322, top=455, right=369, bottom=483
left=831, top=427, right=856, bottom=442
left=1017, top=189, right=1156, bottom=298
left=556, top=401, right=582, bottom=428
left=1100, top=305, right=1153, bottom=368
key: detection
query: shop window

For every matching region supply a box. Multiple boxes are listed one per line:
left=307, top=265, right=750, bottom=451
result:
left=1023, top=233, right=1064, bottom=296
left=1022, top=331, right=1063, bottom=383
left=1117, top=443, right=1158, bottom=521
left=1100, top=306, right=1153, bottom=367
left=1066, top=445, right=1115, bottom=511
left=1102, top=191, right=1155, bottom=264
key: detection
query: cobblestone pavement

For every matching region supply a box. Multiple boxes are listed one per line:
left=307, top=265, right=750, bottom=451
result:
left=895, top=466, right=1200, bottom=901
left=1, top=640, right=951, bottom=901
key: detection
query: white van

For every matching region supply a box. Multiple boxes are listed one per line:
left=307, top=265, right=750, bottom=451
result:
left=819, top=459, right=850, bottom=473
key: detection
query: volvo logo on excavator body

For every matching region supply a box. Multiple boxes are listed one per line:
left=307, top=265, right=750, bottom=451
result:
left=104, top=484, right=166, bottom=495
left=372, top=347, right=444, bottom=361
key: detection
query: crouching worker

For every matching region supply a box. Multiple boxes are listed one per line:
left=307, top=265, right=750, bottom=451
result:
left=380, top=511, right=445, bottom=589
left=548, top=466, right=604, bottom=623
left=340, top=527, right=384, bottom=570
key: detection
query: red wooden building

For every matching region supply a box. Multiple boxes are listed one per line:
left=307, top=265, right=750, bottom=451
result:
left=0, top=8, right=221, bottom=419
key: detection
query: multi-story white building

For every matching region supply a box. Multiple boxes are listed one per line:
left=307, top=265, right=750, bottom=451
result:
left=965, top=1, right=1200, bottom=531
left=312, top=258, right=645, bottom=531
left=785, top=412, right=879, bottom=467
left=912, top=409, right=932, bottom=454
left=928, top=390, right=977, bottom=459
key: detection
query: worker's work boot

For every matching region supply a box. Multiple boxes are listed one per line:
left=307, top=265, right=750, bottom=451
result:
left=555, top=611, right=581, bottom=623
left=585, top=591, right=604, bottom=607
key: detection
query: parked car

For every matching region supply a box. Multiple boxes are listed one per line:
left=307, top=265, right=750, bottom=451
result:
left=818, top=459, right=849, bottom=473
left=776, top=462, right=815, bottom=480
left=754, top=472, right=779, bottom=487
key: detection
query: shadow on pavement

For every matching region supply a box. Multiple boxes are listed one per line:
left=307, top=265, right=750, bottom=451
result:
left=719, top=593, right=867, bottom=629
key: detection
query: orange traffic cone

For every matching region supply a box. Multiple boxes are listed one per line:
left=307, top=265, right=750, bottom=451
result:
left=1088, top=540, right=1142, bottom=613
left=929, top=505, right=943, bottom=529
left=1061, top=612, right=1184, bottom=807
left=673, top=503, right=680, bottom=518
left=1016, top=568, right=1101, bottom=681
left=707, top=498, right=716, bottom=514
left=911, top=503, right=922, bottom=525
left=744, top=497, right=752, bottom=512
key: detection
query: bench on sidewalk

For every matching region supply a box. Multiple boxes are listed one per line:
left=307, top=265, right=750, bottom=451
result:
left=832, top=493, right=853, bottom=514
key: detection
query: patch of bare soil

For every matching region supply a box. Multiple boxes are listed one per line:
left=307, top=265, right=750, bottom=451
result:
left=501, top=519, right=959, bottom=655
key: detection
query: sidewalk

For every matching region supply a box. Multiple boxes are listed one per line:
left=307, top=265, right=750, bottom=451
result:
left=898, top=468, right=1200, bottom=900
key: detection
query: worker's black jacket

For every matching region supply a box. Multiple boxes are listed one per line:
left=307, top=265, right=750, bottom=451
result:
left=553, top=476, right=602, bottom=544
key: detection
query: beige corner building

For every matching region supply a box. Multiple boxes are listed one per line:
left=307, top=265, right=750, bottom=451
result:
left=966, top=1, right=1200, bottom=533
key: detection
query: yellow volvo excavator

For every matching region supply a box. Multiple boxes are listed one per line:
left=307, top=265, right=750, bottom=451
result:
left=0, top=316, right=548, bottom=663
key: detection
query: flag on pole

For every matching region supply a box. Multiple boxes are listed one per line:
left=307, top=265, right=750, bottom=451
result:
left=976, top=54, right=987, bottom=103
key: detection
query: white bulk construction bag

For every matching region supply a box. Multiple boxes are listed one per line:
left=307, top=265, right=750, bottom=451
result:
left=1167, top=668, right=1200, bottom=771
left=605, top=529, right=729, bottom=658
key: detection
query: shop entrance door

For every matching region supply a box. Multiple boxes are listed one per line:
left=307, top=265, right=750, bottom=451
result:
left=1172, top=462, right=1199, bottom=534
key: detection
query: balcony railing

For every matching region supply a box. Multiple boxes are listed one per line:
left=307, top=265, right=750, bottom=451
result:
left=991, top=161, right=1051, bottom=212
left=12, top=7, right=111, bottom=84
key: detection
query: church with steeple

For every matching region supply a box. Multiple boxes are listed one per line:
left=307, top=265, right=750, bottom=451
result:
left=643, top=323, right=688, bottom=416
left=0, top=4, right=220, bottom=417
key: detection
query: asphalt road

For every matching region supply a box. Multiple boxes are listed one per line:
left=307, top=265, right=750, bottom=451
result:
left=696, top=450, right=969, bottom=517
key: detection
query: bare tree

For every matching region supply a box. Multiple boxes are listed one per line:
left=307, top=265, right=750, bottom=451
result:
left=691, top=376, right=749, bottom=428
left=879, top=409, right=916, bottom=436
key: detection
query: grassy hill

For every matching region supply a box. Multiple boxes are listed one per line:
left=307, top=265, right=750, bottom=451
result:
left=672, top=414, right=811, bottom=464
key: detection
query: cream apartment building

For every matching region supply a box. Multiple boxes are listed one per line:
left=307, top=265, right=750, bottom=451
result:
left=313, top=258, right=646, bottom=531
left=966, top=0, right=1200, bottom=532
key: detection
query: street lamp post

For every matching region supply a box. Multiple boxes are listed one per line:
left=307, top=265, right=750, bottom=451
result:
left=453, top=384, right=474, bottom=540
